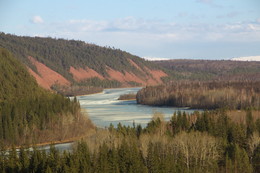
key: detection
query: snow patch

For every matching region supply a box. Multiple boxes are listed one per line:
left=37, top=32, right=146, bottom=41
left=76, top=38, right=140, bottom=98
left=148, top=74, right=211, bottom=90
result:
left=231, top=56, right=260, bottom=61
left=143, top=56, right=170, bottom=61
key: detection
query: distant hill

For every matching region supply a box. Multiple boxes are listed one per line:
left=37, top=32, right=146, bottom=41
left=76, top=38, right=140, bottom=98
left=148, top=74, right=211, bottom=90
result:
left=0, top=33, right=168, bottom=91
left=154, top=59, right=260, bottom=81
left=0, top=48, right=92, bottom=146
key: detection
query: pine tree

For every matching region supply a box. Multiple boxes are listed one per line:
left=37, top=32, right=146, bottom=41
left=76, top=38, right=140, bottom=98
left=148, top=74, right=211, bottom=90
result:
left=7, top=146, right=19, bottom=172
left=252, top=144, right=260, bottom=173
left=246, top=110, right=255, bottom=138
left=76, top=141, right=91, bottom=172
left=107, top=146, right=120, bottom=173
left=146, top=142, right=159, bottom=173
left=19, top=146, right=30, bottom=172
left=233, top=144, right=253, bottom=173
left=97, top=143, right=109, bottom=172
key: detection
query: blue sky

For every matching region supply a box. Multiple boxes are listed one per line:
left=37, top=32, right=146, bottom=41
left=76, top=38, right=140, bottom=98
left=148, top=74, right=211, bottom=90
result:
left=1, top=0, right=260, bottom=59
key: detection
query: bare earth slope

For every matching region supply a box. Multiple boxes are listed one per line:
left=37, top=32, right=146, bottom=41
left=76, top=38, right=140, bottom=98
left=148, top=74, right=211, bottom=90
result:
left=0, top=33, right=168, bottom=90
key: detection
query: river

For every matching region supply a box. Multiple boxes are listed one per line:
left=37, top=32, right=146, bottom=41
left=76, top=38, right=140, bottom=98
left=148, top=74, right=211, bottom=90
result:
left=78, top=87, right=195, bottom=128
left=49, top=87, right=196, bottom=151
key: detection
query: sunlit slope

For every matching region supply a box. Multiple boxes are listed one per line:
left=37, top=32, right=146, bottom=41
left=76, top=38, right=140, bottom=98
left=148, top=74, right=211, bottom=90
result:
left=0, top=48, right=91, bottom=146
left=0, top=32, right=168, bottom=89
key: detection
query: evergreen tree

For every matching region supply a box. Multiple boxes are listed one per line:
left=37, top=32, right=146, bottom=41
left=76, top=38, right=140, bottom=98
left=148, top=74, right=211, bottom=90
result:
left=246, top=110, right=255, bottom=138
left=19, top=146, right=30, bottom=172
left=252, top=144, right=260, bottom=173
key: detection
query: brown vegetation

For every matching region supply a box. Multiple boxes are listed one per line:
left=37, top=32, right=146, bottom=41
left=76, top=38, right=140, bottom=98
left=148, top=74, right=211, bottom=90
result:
left=118, top=93, right=136, bottom=100
left=27, top=111, right=95, bottom=146
left=137, top=81, right=260, bottom=109
left=51, top=84, right=103, bottom=96
left=155, top=59, right=260, bottom=81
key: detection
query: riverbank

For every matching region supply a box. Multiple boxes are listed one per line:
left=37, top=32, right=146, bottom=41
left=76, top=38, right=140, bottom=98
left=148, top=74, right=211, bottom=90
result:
left=10, top=128, right=97, bottom=150
left=76, top=86, right=142, bottom=97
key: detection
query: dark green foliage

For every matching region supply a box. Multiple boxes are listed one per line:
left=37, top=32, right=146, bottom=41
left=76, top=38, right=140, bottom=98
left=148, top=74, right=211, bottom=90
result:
left=170, top=111, right=191, bottom=135
left=1, top=109, right=260, bottom=172
left=252, top=144, right=260, bottom=173
left=256, top=119, right=260, bottom=134
left=0, top=48, right=39, bottom=101
left=0, top=48, right=83, bottom=146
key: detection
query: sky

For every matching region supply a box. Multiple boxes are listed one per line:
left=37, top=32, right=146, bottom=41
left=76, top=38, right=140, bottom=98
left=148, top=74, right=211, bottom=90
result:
left=0, top=0, right=260, bottom=60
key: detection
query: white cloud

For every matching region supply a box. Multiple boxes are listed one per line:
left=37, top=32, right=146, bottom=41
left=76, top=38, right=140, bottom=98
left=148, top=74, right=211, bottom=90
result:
left=39, top=17, right=260, bottom=43
left=31, top=16, right=44, bottom=24
left=29, top=16, right=260, bottom=59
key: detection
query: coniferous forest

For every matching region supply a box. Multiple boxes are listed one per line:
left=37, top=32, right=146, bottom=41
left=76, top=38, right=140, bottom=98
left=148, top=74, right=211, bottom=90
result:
left=0, top=34, right=260, bottom=173
left=0, top=48, right=93, bottom=146
left=0, top=110, right=260, bottom=172
left=0, top=32, right=162, bottom=89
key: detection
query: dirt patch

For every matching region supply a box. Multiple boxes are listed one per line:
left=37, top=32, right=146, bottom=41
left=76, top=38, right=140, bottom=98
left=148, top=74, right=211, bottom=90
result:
left=144, top=67, right=168, bottom=83
left=27, top=67, right=51, bottom=90
left=150, top=69, right=168, bottom=82
left=106, top=67, right=145, bottom=85
left=69, top=66, right=104, bottom=81
left=28, top=56, right=70, bottom=89
left=106, top=66, right=167, bottom=86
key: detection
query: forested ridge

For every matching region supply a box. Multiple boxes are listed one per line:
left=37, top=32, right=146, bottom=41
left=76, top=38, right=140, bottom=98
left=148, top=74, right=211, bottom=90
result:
left=1, top=110, right=259, bottom=172
left=0, top=48, right=93, bottom=146
left=0, top=32, right=165, bottom=89
left=1, top=33, right=260, bottom=173
left=155, top=59, right=260, bottom=81
left=137, top=81, right=260, bottom=109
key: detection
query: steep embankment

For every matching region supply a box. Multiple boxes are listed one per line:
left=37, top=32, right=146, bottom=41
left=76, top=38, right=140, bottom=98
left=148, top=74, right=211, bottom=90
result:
left=28, top=56, right=70, bottom=89
left=0, top=33, right=168, bottom=91
left=0, top=48, right=93, bottom=146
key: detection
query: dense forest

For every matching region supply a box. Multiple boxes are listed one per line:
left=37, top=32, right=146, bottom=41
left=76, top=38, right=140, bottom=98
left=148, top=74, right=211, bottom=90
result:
left=1, top=32, right=260, bottom=172
left=1, top=109, right=259, bottom=172
left=0, top=32, right=164, bottom=89
left=155, top=59, right=260, bottom=81
left=136, top=81, right=260, bottom=109
left=0, top=48, right=93, bottom=146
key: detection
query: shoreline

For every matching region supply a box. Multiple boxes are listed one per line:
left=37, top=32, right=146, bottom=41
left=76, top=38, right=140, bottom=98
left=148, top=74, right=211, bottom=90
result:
left=118, top=98, right=136, bottom=101
left=75, top=86, right=142, bottom=97
left=11, top=128, right=97, bottom=150
left=10, top=87, right=140, bottom=150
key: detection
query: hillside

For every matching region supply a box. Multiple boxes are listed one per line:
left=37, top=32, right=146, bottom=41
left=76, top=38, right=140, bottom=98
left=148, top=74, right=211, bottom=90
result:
left=154, top=59, right=260, bottom=81
left=0, top=48, right=93, bottom=146
left=0, top=33, right=168, bottom=92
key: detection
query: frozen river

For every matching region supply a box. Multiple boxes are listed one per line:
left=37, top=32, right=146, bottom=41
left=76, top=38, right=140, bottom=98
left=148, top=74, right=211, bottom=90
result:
left=77, top=87, right=195, bottom=128
left=43, top=87, right=197, bottom=151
